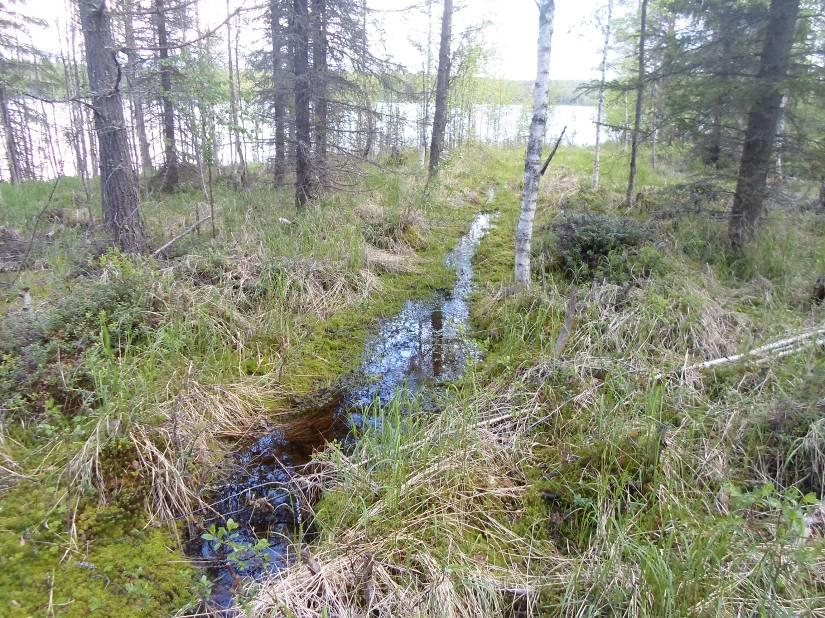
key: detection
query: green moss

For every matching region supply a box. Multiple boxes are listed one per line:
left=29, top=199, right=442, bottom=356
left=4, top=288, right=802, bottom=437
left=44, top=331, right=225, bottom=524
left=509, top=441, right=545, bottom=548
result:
left=0, top=482, right=195, bottom=616
left=279, top=209, right=474, bottom=395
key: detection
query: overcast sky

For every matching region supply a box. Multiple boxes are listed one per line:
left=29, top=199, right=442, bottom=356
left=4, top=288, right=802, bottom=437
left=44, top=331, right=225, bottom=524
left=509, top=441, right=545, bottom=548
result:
left=371, top=0, right=610, bottom=81
left=22, top=0, right=614, bottom=82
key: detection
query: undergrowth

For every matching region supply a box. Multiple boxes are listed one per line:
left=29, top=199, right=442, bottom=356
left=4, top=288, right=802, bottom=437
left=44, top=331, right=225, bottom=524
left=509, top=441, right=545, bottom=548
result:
left=246, top=146, right=825, bottom=617
left=0, top=160, right=481, bottom=615
left=3, top=145, right=825, bottom=616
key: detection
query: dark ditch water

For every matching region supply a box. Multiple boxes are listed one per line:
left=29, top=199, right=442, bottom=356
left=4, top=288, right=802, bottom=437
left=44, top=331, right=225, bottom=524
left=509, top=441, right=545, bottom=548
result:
left=194, top=213, right=494, bottom=609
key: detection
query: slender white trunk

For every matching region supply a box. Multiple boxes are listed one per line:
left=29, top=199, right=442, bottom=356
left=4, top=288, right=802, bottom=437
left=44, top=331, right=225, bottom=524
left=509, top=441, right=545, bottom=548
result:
left=592, top=0, right=613, bottom=189
left=419, top=0, right=433, bottom=168
left=515, top=0, right=555, bottom=286
left=651, top=80, right=658, bottom=169
left=776, top=91, right=788, bottom=178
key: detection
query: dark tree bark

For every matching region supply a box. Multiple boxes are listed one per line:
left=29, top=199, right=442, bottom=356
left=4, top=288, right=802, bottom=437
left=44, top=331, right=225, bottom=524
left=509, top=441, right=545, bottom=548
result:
left=292, top=0, right=311, bottom=207
left=155, top=0, right=178, bottom=192
left=428, top=0, right=452, bottom=180
left=0, top=83, right=21, bottom=185
left=78, top=0, right=146, bottom=252
left=310, top=0, right=328, bottom=188
left=270, top=0, right=287, bottom=186
left=625, top=0, right=648, bottom=206
left=729, top=0, right=800, bottom=247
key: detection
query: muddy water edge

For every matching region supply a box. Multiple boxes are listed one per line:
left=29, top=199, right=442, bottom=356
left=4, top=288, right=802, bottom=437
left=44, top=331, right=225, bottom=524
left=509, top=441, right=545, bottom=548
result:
left=190, top=213, right=495, bottom=610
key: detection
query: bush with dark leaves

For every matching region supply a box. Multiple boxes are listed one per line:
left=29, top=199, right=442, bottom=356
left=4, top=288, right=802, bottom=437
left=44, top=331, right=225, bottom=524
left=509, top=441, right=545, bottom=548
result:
left=535, top=212, right=651, bottom=282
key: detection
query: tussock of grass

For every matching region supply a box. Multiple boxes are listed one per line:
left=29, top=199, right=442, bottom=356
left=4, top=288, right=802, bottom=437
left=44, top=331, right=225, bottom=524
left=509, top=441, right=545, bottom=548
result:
left=69, top=375, right=282, bottom=524
left=250, top=382, right=562, bottom=617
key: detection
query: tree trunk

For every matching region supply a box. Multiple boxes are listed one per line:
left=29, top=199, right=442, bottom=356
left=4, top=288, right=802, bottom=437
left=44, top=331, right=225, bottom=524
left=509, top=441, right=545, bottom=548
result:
left=428, top=0, right=452, bottom=180
left=729, top=0, right=800, bottom=247
left=705, top=11, right=734, bottom=167
left=32, top=57, right=61, bottom=179
left=59, top=41, right=91, bottom=200
left=776, top=91, right=788, bottom=179
left=311, top=0, right=328, bottom=188
left=419, top=0, right=433, bottom=168
left=62, top=22, right=92, bottom=199
left=592, top=0, right=612, bottom=190
left=0, top=83, right=21, bottom=185
left=78, top=0, right=146, bottom=252
left=514, top=0, right=555, bottom=287
left=270, top=0, right=287, bottom=186
left=226, top=1, right=247, bottom=189
left=155, top=0, right=178, bottom=192
left=820, top=177, right=825, bottom=212
left=71, top=14, right=98, bottom=179
left=292, top=0, right=311, bottom=207
left=124, top=0, right=152, bottom=178
left=625, top=0, right=648, bottom=206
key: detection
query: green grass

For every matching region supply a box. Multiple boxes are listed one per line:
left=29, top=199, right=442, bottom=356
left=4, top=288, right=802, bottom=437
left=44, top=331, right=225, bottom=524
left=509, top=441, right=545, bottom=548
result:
left=3, top=145, right=825, bottom=616
left=248, top=144, right=825, bottom=616
left=0, top=176, right=91, bottom=230
left=0, top=156, right=489, bottom=615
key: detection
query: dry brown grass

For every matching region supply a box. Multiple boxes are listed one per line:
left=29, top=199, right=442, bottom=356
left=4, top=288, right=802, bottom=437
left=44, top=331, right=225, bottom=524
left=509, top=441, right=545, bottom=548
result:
left=365, top=245, right=420, bottom=274
left=247, top=376, right=575, bottom=617
left=69, top=375, right=285, bottom=524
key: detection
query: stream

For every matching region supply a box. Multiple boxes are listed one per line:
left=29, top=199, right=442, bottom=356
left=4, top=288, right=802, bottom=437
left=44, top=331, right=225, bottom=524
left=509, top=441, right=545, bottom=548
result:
left=194, top=213, right=494, bottom=610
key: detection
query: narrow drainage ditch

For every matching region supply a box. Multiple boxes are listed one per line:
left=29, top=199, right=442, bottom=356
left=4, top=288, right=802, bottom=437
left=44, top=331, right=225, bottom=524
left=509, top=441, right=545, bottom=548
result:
left=191, top=212, right=494, bottom=610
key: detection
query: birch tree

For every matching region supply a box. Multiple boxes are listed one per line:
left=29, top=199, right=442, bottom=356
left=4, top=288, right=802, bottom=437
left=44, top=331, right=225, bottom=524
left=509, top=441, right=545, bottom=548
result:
left=514, top=0, right=555, bottom=286
left=592, top=0, right=612, bottom=190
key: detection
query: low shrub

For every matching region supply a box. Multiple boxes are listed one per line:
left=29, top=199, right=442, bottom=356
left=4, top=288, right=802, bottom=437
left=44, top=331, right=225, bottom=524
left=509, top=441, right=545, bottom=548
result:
left=535, top=212, right=652, bottom=282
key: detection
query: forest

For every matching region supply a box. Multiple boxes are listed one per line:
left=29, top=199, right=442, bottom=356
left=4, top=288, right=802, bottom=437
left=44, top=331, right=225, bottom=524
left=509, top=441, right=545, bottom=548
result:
left=1, top=0, right=825, bottom=615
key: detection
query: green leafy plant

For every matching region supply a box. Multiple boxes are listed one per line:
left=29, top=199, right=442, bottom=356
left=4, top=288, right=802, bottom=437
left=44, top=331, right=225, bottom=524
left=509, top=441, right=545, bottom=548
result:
left=201, top=518, right=271, bottom=570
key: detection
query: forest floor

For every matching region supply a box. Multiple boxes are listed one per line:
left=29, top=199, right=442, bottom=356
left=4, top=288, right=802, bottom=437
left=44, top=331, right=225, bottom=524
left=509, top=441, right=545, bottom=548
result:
left=2, top=145, right=825, bottom=616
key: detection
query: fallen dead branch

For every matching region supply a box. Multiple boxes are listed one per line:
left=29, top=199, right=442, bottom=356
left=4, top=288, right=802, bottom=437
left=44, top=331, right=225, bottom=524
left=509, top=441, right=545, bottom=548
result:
left=657, top=325, right=825, bottom=381
left=152, top=215, right=212, bottom=257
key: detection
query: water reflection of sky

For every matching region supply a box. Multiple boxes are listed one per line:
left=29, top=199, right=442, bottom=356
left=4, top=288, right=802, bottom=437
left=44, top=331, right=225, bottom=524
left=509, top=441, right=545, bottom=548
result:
left=347, top=213, right=493, bottom=409
left=197, top=214, right=494, bottom=609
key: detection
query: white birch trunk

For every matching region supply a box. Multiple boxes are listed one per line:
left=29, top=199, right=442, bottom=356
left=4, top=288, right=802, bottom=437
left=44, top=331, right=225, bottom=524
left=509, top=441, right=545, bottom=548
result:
left=515, top=0, right=555, bottom=286
left=592, top=0, right=613, bottom=190
left=776, top=91, right=788, bottom=178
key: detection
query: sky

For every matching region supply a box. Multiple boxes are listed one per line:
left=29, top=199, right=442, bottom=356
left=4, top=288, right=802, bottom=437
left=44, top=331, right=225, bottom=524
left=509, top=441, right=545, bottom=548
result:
left=20, top=0, right=613, bottom=82
left=370, top=0, right=609, bottom=82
